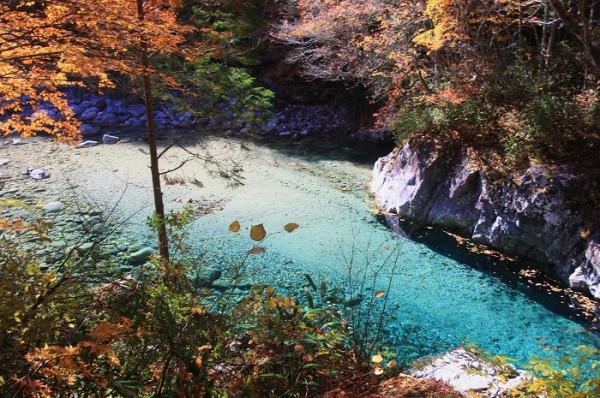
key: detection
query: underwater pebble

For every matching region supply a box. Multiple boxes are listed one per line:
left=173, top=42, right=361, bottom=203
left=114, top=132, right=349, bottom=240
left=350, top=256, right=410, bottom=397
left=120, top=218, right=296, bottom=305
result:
left=127, top=247, right=156, bottom=263
left=43, top=201, right=65, bottom=214
left=77, top=242, right=94, bottom=253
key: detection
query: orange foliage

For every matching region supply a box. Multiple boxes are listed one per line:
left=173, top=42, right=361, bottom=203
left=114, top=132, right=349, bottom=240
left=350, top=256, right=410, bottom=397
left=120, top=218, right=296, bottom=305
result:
left=423, top=83, right=480, bottom=106
left=0, top=217, right=31, bottom=232
left=0, top=0, right=197, bottom=143
left=23, top=318, right=134, bottom=396
left=413, top=0, right=467, bottom=51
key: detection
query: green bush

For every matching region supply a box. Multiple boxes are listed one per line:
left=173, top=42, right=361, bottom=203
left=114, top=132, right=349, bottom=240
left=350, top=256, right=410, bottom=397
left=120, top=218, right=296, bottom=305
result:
left=392, top=60, right=600, bottom=169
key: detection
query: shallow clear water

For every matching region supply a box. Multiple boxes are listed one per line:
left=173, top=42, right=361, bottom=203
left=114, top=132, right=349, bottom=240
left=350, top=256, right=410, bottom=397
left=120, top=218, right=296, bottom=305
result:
left=173, top=140, right=599, bottom=368
left=110, top=137, right=595, bottom=370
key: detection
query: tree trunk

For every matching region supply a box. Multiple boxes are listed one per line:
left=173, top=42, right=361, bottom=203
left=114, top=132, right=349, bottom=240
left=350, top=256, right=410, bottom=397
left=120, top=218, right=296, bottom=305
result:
left=136, top=0, right=170, bottom=261
left=547, top=0, right=600, bottom=73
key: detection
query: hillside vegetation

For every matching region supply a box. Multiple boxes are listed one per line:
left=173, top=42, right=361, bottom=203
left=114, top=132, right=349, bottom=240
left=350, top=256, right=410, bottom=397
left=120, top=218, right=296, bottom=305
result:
left=1, top=1, right=600, bottom=397
left=274, top=0, right=600, bottom=170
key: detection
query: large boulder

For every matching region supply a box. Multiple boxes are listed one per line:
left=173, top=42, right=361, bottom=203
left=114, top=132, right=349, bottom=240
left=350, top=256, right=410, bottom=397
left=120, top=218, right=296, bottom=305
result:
left=411, top=348, right=533, bottom=397
left=371, top=142, right=600, bottom=298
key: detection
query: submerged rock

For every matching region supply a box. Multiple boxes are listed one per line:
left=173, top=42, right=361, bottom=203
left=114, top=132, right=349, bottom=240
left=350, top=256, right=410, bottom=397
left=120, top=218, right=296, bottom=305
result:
left=43, top=201, right=65, bottom=214
left=191, top=266, right=222, bottom=287
left=371, top=142, right=600, bottom=299
left=127, top=247, right=157, bottom=263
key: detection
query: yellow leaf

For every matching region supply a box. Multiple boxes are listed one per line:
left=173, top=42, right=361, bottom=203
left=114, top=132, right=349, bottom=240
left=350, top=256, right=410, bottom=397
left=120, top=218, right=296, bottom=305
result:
left=191, top=307, right=205, bottom=315
left=266, top=285, right=275, bottom=295
left=284, top=222, right=300, bottom=233
left=373, top=365, right=385, bottom=375
left=372, top=354, right=384, bottom=363
left=387, top=359, right=398, bottom=368
left=250, top=224, right=266, bottom=241
left=374, top=290, right=385, bottom=298
left=247, top=247, right=265, bottom=255
left=229, top=220, right=241, bottom=233
left=195, top=357, right=203, bottom=368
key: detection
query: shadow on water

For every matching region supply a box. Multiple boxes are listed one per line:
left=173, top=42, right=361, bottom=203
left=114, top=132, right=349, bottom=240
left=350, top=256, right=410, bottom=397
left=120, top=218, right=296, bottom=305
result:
left=251, top=131, right=395, bottom=166
left=380, top=213, right=599, bottom=330
left=107, top=125, right=395, bottom=166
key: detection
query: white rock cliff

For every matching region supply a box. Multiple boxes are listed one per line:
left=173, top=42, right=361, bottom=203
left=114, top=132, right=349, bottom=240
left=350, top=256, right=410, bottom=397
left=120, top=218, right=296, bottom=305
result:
left=371, top=142, right=600, bottom=299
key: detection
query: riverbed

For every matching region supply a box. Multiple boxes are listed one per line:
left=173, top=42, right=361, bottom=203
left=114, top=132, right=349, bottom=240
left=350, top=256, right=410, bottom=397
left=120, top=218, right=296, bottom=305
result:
left=3, top=131, right=598, bottom=369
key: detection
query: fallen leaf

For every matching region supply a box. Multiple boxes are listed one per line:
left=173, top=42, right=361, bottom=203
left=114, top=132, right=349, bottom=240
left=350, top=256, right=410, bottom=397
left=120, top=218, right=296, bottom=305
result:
left=229, top=220, right=241, bottom=233
left=247, top=247, right=265, bottom=255
left=284, top=222, right=300, bottom=233
left=250, top=224, right=266, bottom=241
left=374, top=290, right=385, bottom=298
left=371, top=354, right=384, bottom=363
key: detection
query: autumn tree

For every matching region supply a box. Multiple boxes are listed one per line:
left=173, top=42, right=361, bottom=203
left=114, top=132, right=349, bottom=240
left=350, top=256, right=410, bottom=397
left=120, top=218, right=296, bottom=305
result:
left=1, top=0, right=211, bottom=260
left=273, top=0, right=426, bottom=102
left=275, top=0, right=599, bottom=166
left=547, top=0, right=600, bottom=72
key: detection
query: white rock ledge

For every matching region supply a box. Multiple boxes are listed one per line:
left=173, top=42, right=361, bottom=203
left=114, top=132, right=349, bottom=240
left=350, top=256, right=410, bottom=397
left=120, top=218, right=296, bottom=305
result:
left=371, top=142, right=600, bottom=300
left=411, top=348, right=533, bottom=397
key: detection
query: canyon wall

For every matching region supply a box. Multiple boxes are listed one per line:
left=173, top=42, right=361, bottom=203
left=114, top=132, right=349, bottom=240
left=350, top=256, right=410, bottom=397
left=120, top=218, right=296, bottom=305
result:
left=371, top=142, right=600, bottom=299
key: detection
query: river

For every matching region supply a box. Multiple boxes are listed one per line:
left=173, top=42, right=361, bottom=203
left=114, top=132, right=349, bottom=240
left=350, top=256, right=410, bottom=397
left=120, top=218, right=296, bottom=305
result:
left=45, top=132, right=598, bottom=369
left=176, top=136, right=598, bottom=367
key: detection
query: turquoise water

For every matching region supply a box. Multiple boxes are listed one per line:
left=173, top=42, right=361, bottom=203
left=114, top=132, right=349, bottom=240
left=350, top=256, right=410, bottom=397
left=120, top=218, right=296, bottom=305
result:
left=170, top=140, right=598, bottom=367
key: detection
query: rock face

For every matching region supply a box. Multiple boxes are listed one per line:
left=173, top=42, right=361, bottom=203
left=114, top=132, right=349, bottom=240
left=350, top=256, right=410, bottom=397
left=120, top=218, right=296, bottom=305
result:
left=411, top=348, right=533, bottom=397
left=371, top=142, right=600, bottom=299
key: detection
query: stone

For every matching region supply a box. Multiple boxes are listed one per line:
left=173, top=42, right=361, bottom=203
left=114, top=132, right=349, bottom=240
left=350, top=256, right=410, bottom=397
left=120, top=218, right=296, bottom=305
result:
left=70, top=105, right=83, bottom=115
left=127, top=242, right=146, bottom=253
left=80, top=107, right=99, bottom=120
left=102, top=134, right=120, bottom=144
left=79, top=123, right=97, bottom=137
left=411, top=348, right=532, bottom=397
left=43, top=201, right=64, bottom=214
left=371, top=142, right=600, bottom=297
left=77, top=140, right=99, bottom=148
left=77, top=242, right=94, bottom=253
left=83, top=215, right=102, bottom=230
left=569, top=234, right=600, bottom=299
left=50, top=240, right=66, bottom=248
left=92, top=97, right=106, bottom=108
left=192, top=266, right=222, bottom=287
left=8, top=137, right=25, bottom=145
left=98, top=113, right=118, bottom=126
left=129, top=104, right=146, bottom=118
left=127, top=247, right=157, bottom=263
left=27, top=167, right=49, bottom=180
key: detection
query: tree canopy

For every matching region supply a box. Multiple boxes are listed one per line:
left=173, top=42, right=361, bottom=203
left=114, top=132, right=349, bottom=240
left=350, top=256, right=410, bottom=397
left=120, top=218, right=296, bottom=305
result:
left=275, top=0, right=600, bottom=167
left=0, top=0, right=200, bottom=142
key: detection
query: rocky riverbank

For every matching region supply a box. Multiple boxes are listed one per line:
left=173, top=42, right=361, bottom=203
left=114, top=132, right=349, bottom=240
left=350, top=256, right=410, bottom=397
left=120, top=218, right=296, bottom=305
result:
left=0, top=130, right=376, bottom=292
left=26, top=88, right=359, bottom=143
left=371, top=141, right=600, bottom=304
left=0, top=140, right=157, bottom=275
